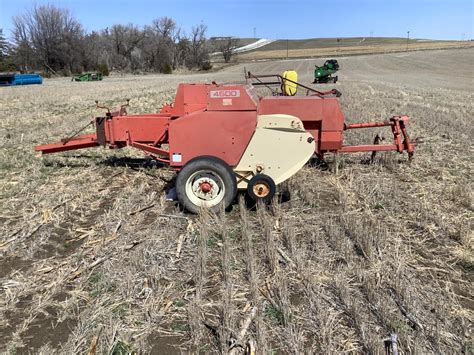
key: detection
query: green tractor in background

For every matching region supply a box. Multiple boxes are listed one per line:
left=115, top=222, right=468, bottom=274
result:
left=72, top=72, right=103, bottom=82
left=313, top=59, right=339, bottom=84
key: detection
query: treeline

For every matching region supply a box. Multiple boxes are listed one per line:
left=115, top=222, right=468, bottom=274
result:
left=0, top=5, right=212, bottom=75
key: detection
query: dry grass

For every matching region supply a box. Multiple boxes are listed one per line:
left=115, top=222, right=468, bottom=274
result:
left=0, top=48, right=473, bottom=353
left=238, top=40, right=474, bottom=61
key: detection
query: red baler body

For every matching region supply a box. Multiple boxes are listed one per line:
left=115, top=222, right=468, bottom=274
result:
left=35, top=82, right=415, bottom=167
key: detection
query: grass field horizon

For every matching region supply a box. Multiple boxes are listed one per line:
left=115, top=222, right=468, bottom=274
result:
left=230, top=36, right=473, bottom=61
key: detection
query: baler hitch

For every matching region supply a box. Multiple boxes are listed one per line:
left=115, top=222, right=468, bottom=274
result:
left=341, top=116, right=415, bottom=159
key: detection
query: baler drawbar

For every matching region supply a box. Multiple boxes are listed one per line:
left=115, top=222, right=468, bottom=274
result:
left=35, top=73, right=415, bottom=213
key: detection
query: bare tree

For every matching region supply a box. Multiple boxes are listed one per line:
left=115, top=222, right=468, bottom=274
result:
left=188, top=23, right=210, bottom=69
left=0, top=29, right=8, bottom=58
left=142, top=17, right=179, bottom=73
left=212, top=37, right=240, bottom=63
left=153, top=17, right=181, bottom=69
left=0, top=28, right=14, bottom=71
left=79, top=31, right=106, bottom=72
left=11, top=5, right=84, bottom=73
left=175, top=37, right=191, bottom=68
left=106, top=24, right=145, bottom=71
left=153, top=17, right=179, bottom=39
left=9, top=6, right=210, bottom=74
left=11, top=18, right=36, bottom=71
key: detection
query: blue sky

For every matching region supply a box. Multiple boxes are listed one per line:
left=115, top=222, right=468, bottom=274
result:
left=0, top=0, right=472, bottom=40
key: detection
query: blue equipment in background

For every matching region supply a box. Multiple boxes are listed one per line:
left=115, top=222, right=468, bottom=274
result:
left=0, top=73, right=43, bottom=86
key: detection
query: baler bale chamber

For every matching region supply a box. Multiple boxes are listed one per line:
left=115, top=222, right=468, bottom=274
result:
left=35, top=73, right=415, bottom=213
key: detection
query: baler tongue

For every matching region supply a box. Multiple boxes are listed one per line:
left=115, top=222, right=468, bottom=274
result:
left=35, top=134, right=99, bottom=154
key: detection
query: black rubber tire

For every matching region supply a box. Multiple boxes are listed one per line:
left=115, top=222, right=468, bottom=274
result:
left=246, top=174, right=276, bottom=204
left=175, top=156, right=237, bottom=214
left=334, top=76, right=338, bottom=83
left=308, top=154, right=329, bottom=171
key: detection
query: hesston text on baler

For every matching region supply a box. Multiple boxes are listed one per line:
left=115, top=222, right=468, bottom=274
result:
left=35, top=72, right=415, bottom=213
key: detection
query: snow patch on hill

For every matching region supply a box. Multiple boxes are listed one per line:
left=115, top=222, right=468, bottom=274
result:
left=211, top=38, right=275, bottom=56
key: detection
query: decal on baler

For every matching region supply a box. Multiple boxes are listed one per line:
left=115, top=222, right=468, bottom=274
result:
left=172, top=153, right=182, bottom=162
left=209, top=90, right=240, bottom=98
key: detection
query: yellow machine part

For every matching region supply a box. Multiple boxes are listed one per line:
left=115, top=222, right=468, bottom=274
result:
left=282, top=70, right=298, bottom=96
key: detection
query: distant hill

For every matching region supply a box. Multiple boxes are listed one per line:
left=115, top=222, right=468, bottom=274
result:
left=246, top=37, right=429, bottom=51
left=233, top=37, right=472, bottom=60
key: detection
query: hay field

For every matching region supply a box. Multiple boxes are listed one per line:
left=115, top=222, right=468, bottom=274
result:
left=1, top=48, right=473, bottom=353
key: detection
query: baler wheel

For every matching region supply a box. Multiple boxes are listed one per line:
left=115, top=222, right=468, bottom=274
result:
left=176, top=156, right=237, bottom=214
left=246, top=174, right=276, bottom=204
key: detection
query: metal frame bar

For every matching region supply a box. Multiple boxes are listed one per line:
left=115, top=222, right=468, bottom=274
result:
left=130, top=142, right=170, bottom=163
left=34, top=134, right=99, bottom=154
left=246, top=71, right=341, bottom=98
left=340, top=116, right=415, bottom=155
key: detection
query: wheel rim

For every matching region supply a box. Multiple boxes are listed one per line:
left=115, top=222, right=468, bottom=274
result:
left=185, top=170, right=226, bottom=208
left=252, top=181, right=270, bottom=198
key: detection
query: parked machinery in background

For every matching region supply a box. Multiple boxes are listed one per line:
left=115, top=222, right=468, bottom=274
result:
left=72, top=73, right=103, bottom=82
left=313, top=59, right=339, bottom=83
left=0, top=73, right=43, bottom=86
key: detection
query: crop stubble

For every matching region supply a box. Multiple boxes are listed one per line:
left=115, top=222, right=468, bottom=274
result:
left=0, top=48, right=472, bottom=353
